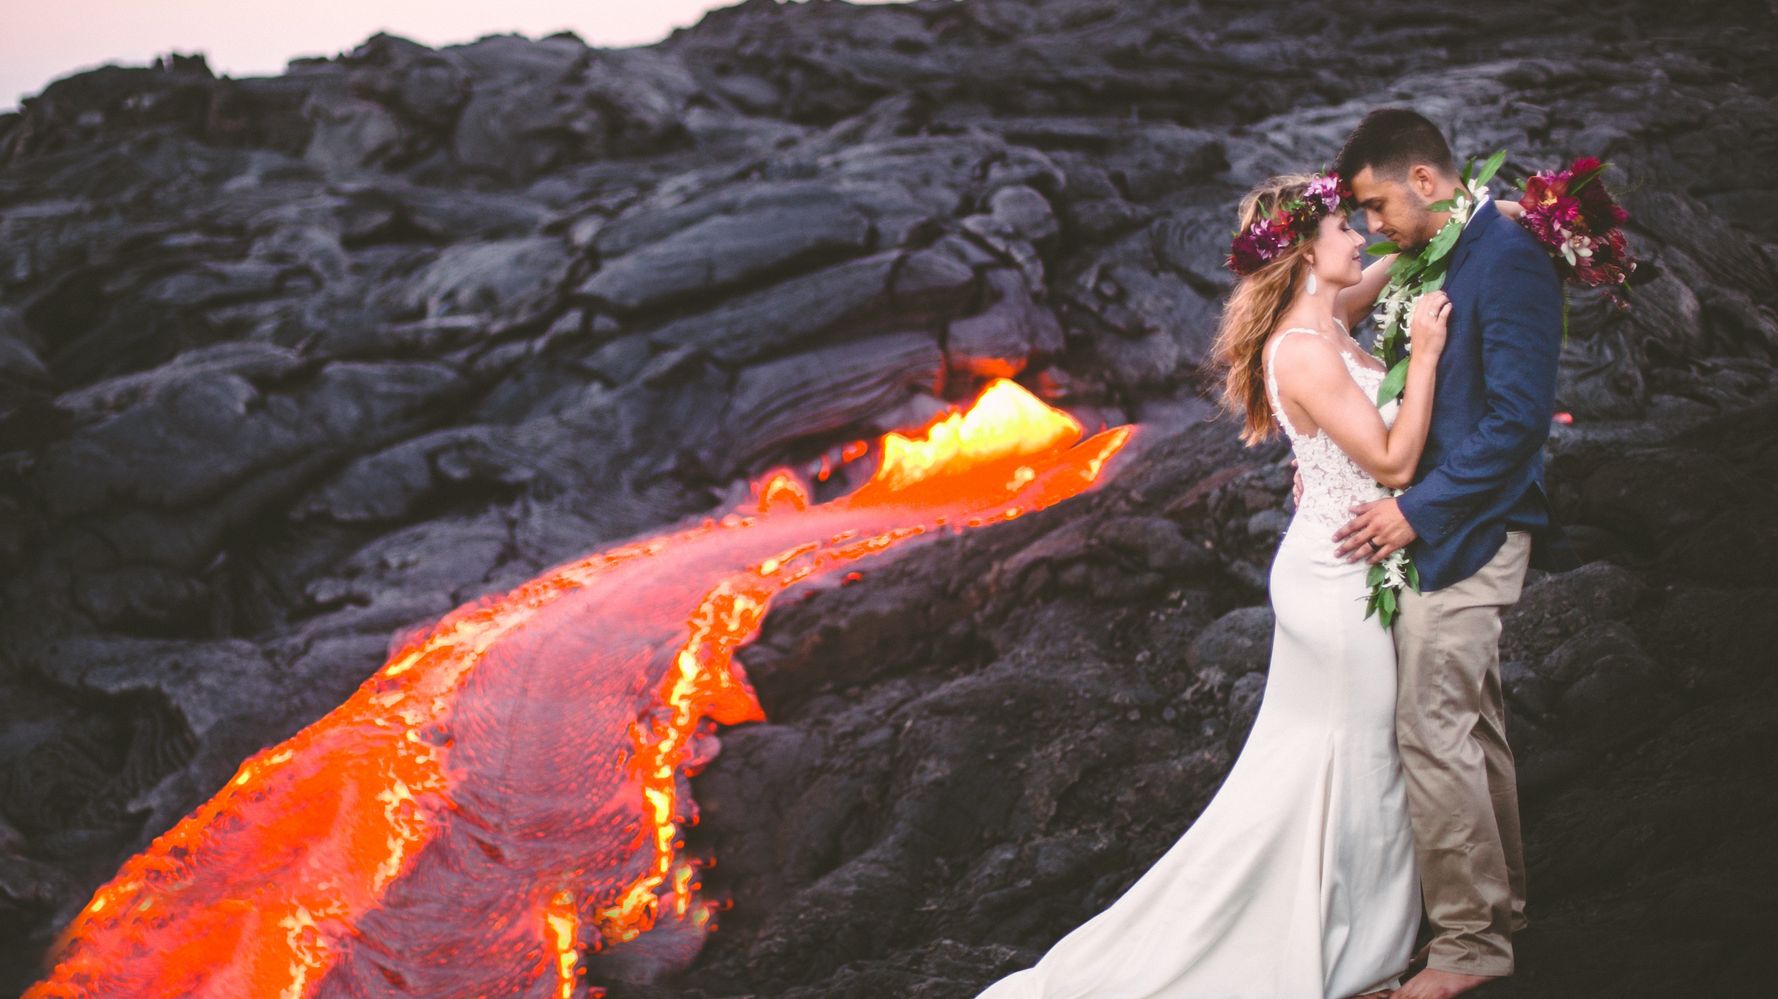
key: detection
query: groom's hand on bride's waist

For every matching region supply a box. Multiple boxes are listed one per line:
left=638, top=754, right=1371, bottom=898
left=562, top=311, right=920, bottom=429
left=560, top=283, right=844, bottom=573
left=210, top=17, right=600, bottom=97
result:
left=1334, top=498, right=1419, bottom=564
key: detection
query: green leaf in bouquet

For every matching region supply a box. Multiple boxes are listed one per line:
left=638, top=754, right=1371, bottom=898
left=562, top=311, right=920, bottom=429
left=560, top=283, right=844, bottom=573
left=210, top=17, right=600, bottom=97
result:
left=1373, top=324, right=1400, bottom=366
left=1570, top=160, right=1610, bottom=192
left=1405, top=559, right=1421, bottom=592
left=1426, top=220, right=1462, bottom=260
left=1423, top=271, right=1446, bottom=292
left=1382, top=333, right=1407, bottom=369
left=1368, top=563, right=1386, bottom=587
left=1427, top=197, right=1457, bottom=213
left=1473, top=149, right=1508, bottom=189
left=1379, top=602, right=1398, bottom=629
left=1376, top=356, right=1411, bottom=405
left=1367, top=241, right=1401, bottom=255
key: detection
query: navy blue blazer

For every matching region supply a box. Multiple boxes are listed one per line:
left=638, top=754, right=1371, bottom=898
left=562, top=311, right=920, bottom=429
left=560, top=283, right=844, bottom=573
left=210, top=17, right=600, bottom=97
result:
left=1395, top=199, right=1579, bottom=592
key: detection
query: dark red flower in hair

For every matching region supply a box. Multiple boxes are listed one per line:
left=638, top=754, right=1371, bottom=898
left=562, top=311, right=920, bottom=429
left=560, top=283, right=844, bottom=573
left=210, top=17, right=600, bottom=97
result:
left=1227, top=217, right=1295, bottom=275
left=1224, top=170, right=1353, bottom=277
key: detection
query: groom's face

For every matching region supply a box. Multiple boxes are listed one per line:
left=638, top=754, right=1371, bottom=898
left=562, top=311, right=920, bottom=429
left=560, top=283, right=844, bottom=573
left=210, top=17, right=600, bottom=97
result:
left=1349, top=165, right=1439, bottom=251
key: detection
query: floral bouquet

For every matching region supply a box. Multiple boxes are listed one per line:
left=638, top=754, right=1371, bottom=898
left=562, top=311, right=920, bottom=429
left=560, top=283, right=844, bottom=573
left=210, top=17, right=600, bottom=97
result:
left=1516, top=156, right=1637, bottom=311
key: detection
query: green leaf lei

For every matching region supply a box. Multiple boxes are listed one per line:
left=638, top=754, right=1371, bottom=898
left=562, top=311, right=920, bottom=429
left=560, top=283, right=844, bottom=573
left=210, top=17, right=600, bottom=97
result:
left=1366, top=149, right=1507, bottom=406
left=1360, top=149, right=1507, bottom=629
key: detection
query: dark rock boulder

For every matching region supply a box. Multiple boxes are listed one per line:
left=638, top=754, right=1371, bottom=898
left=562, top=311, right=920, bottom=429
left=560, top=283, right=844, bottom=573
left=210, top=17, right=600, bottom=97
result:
left=578, top=185, right=876, bottom=314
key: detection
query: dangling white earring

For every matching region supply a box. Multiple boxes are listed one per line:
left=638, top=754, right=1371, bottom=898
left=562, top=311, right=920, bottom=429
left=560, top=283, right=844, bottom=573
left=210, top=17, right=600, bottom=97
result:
left=1306, top=270, right=1319, bottom=296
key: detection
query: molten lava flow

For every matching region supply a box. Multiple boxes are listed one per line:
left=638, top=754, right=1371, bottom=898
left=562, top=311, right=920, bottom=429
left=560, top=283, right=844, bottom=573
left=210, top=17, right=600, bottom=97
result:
left=27, top=377, right=1134, bottom=999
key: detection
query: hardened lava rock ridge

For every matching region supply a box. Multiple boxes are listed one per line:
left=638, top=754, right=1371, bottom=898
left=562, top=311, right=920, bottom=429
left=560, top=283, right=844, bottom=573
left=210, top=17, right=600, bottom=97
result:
left=0, top=0, right=1773, bottom=995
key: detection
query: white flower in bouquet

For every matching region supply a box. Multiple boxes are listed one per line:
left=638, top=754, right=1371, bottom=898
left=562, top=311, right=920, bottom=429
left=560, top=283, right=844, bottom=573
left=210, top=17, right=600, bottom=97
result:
left=1450, top=183, right=1488, bottom=222
left=1557, top=228, right=1595, bottom=266
left=1381, top=550, right=1409, bottom=590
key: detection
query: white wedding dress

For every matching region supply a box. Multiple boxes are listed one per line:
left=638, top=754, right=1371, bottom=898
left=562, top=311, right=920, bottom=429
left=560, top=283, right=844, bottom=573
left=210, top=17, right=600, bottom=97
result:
left=977, top=326, right=1421, bottom=998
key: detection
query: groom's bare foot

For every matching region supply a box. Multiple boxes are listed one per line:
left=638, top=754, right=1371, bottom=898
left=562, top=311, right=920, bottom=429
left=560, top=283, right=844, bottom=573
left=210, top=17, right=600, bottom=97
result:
left=1394, top=968, right=1498, bottom=999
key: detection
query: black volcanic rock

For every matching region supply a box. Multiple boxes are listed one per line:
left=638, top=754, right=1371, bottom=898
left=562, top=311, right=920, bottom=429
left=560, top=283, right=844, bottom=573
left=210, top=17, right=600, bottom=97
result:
left=2, top=0, right=1777, bottom=996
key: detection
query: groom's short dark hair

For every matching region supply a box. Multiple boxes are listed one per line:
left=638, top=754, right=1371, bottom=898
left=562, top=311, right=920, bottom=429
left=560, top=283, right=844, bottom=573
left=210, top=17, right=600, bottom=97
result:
left=1336, top=109, right=1457, bottom=181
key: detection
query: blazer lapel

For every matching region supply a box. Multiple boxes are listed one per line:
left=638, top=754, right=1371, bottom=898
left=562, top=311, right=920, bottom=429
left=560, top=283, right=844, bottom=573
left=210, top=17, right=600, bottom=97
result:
left=1447, top=197, right=1499, bottom=281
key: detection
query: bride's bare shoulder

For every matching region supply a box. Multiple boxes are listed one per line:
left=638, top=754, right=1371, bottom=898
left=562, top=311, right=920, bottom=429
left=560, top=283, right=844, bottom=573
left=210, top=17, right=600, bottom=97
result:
left=1267, top=327, right=1341, bottom=363
left=1267, top=330, right=1346, bottom=389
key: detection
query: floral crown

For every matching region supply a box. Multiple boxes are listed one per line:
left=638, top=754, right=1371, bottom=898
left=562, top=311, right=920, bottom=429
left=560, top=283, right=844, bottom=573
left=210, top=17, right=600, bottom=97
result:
left=1225, top=172, right=1357, bottom=277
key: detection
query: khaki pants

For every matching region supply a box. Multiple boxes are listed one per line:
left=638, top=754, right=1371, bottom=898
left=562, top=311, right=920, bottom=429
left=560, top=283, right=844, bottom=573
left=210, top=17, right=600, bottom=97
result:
left=1393, top=531, right=1531, bottom=977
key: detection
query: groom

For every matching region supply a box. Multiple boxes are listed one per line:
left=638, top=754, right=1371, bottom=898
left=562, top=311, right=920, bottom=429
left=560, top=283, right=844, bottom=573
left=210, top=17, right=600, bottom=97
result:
left=1330, top=109, right=1577, bottom=999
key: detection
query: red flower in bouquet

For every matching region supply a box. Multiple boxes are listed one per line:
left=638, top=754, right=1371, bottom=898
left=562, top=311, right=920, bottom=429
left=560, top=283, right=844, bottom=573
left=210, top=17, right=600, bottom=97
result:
left=1516, top=156, right=1636, bottom=309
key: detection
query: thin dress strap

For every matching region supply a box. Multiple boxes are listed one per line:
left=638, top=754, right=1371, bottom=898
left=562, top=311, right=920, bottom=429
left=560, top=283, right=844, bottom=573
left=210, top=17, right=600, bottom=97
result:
left=1265, top=328, right=1323, bottom=439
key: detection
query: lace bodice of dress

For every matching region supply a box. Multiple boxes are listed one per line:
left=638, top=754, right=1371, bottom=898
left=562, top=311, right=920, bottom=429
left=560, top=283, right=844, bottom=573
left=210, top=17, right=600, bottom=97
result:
left=1265, top=327, right=1402, bottom=530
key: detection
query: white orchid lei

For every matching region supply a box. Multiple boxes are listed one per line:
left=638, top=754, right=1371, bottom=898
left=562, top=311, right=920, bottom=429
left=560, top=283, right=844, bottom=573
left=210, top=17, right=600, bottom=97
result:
left=1360, top=150, right=1507, bottom=628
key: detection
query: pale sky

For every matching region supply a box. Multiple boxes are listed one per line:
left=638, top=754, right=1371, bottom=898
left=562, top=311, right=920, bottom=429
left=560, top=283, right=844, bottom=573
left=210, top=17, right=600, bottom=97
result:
left=1, top=1, right=909, bottom=115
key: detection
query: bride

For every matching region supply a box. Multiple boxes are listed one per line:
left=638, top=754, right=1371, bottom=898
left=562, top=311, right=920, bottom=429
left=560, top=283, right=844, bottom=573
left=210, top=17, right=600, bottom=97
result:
left=975, top=173, right=1452, bottom=999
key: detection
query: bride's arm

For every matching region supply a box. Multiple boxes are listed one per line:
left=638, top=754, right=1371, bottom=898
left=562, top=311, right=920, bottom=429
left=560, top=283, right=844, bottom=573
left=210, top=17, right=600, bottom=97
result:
left=1275, top=294, right=1450, bottom=488
left=1333, top=251, right=1399, bottom=332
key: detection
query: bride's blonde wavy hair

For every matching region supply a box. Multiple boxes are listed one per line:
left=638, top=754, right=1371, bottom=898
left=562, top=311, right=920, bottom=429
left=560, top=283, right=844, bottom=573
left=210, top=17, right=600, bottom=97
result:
left=1210, top=174, right=1321, bottom=446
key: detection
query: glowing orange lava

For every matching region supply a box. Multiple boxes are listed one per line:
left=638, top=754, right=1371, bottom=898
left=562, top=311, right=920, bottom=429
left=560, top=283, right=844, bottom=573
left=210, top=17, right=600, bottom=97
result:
left=26, top=377, right=1133, bottom=998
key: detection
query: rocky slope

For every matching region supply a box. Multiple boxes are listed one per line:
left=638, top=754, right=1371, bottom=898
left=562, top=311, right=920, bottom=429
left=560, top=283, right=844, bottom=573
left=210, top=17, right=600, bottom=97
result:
left=1, top=0, right=1774, bottom=995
